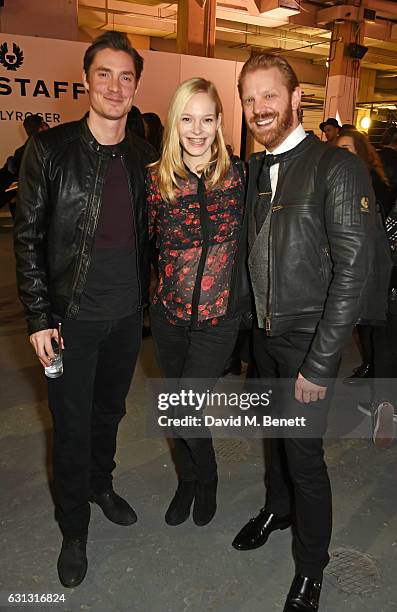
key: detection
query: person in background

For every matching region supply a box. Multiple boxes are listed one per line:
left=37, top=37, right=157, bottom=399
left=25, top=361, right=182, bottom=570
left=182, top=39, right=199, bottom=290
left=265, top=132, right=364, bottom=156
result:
left=378, top=126, right=397, bottom=402
left=337, top=129, right=394, bottom=447
left=142, top=112, right=163, bottom=154
left=319, top=117, right=340, bottom=144
left=378, top=127, right=397, bottom=205
left=9, top=114, right=49, bottom=177
left=340, top=123, right=356, bottom=132
left=14, top=31, right=156, bottom=588
left=147, top=78, right=249, bottom=528
left=126, top=105, right=146, bottom=139
left=0, top=114, right=48, bottom=218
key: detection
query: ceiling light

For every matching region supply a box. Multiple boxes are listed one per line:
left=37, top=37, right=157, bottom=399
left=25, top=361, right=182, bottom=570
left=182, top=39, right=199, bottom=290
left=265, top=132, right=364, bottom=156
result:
left=360, top=116, right=371, bottom=130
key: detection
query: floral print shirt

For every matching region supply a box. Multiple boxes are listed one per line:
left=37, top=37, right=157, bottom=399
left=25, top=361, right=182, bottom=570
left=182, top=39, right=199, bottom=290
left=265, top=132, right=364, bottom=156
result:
left=147, top=157, right=245, bottom=326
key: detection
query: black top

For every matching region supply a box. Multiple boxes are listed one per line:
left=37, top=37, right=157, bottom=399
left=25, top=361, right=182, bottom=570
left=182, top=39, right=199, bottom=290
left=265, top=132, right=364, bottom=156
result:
left=78, top=151, right=139, bottom=320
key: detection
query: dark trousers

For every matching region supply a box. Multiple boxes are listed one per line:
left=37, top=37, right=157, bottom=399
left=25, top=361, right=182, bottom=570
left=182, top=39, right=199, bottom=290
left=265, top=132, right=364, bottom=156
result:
left=253, top=327, right=332, bottom=580
left=356, top=324, right=373, bottom=365
left=151, top=310, right=240, bottom=482
left=48, top=312, right=142, bottom=537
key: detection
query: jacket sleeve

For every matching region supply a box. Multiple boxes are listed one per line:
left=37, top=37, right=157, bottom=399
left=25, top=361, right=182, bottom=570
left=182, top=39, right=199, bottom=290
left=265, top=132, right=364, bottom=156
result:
left=300, top=151, right=375, bottom=383
left=14, top=134, right=54, bottom=335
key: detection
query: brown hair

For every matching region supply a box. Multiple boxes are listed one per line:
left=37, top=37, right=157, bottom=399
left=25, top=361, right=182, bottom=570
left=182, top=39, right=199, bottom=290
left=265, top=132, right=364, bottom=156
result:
left=238, top=54, right=299, bottom=98
left=83, top=31, right=143, bottom=82
left=338, top=129, right=389, bottom=185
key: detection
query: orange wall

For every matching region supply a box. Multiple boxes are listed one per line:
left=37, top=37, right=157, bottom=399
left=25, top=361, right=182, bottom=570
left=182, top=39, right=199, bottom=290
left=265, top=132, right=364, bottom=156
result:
left=0, top=0, right=78, bottom=41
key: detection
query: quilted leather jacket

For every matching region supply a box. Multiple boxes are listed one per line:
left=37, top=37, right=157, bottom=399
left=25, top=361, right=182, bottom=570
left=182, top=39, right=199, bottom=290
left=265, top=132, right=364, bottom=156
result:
left=14, top=118, right=157, bottom=335
left=247, top=133, right=377, bottom=382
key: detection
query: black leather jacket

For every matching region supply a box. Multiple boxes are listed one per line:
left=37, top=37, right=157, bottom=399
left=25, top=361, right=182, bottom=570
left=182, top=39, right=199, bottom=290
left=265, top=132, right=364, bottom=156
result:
left=247, top=134, right=376, bottom=382
left=14, top=118, right=157, bottom=335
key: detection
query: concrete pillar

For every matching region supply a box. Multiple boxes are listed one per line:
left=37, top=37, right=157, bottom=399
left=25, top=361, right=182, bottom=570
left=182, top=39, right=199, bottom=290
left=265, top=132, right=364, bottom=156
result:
left=177, top=0, right=216, bottom=58
left=356, top=68, right=376, bottom=131
left=323, top=20, right=364, bottom=125
left=0, top=0, right=79, bottom=41
left=358, top=68, right=376, bottom=102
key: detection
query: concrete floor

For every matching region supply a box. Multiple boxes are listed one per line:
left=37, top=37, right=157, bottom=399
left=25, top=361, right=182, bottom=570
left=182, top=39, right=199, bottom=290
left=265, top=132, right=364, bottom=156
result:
left=1, top=214, right=396, bottom=612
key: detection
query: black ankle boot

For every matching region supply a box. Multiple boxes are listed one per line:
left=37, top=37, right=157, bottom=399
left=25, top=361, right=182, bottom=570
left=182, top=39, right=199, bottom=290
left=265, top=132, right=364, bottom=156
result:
left=343, top=363, right=373, bottom=385
left=193, top=477, right=218, bottom=526
left=57, top=536, right=87, bottom=588
left=165, top=480, right=196, bottom=526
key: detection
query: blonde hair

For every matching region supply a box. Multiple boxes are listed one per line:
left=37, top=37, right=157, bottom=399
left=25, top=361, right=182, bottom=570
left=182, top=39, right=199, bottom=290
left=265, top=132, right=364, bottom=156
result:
left=154, top=78, right=230, bottom=202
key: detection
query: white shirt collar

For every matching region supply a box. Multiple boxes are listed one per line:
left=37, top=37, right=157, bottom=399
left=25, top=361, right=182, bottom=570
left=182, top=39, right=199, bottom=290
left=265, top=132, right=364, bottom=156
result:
left=266, top=123, right=307, bottom=156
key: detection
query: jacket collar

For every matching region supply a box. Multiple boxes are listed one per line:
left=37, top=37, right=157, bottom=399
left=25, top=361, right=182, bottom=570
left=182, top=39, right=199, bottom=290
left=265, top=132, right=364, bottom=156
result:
left=246, top=133, right=322, bottom=204
left=249, top=132, right=320, bottom=169
left=79, top=117, right=130, bottom=158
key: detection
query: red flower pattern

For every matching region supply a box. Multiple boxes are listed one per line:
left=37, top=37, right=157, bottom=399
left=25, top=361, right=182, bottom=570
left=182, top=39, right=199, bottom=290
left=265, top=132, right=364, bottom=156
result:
left=147, top=159, right=245, bottom=326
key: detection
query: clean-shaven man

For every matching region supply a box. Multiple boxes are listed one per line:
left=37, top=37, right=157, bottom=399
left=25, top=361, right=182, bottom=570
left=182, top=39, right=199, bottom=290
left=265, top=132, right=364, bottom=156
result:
left=14, top=32, right=156, bottom=587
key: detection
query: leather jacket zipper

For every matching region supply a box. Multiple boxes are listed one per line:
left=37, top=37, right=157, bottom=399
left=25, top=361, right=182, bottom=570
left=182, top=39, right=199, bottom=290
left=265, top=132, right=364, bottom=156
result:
left=272, top=204, right=283, bottom=212
left=121, top=155, right=142, bottom=309
left=67, top=157, right=103, bottom=317
left=265, top=211, right=273, bottom=336
left=265, top=204, right=278, bottom=336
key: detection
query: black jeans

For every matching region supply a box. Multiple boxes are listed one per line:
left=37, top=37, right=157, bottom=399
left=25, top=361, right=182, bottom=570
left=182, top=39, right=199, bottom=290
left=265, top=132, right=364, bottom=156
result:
left=253, top=327, right=332, bottom=580
left=48, top=312, right=142, bottom=537
left=151, top=309, right=240, bottom=482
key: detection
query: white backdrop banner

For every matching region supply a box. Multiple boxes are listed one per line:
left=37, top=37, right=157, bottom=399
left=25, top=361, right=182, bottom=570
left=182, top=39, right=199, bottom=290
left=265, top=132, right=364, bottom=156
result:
left=0, top=33, right=243, bottom=163
left=0, top=34, right=89, bottom=160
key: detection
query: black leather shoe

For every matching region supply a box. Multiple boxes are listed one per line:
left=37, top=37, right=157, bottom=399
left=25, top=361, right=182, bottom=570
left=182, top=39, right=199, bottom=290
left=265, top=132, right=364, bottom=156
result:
left=192, top=478, right=217, bottom=526
left=57, top=537, right=87, bottom=588
left=232, top=508, right=291, bottom=550
left=90, top=490, right=137, bottom=525
left=283, top=575, right=322, bottom=611
left=343, top=363, right=373, bottom=385
left=165, top=480, right=196, bottom=526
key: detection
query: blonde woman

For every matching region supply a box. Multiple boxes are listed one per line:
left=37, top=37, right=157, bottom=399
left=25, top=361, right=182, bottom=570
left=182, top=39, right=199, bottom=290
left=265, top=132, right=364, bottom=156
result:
left=147, top=78, right=249, bottom=526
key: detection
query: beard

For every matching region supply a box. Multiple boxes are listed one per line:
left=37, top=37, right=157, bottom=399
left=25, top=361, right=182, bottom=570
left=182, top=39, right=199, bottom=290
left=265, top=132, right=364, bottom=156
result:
left=249, top=103, right=294, bottom=150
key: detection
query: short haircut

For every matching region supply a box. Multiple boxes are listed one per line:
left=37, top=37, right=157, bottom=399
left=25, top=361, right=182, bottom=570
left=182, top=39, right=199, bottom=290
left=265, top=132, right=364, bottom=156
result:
left=238, top=54, right=299, bottom=98
left=83, top=31, right=144, bottom=82
left=23, top=114, right=44, bottom=137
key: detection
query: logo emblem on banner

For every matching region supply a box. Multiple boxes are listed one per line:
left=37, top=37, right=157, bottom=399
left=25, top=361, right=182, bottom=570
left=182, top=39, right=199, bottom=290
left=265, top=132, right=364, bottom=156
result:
left=0, top=42, right=24, bottom=71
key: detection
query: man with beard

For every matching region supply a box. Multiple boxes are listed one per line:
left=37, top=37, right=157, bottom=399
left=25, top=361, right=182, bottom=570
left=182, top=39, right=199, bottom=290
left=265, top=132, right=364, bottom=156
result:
left=232, top=54, right=375, bottom=611
left=14, top=32, right=156, bottom=587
